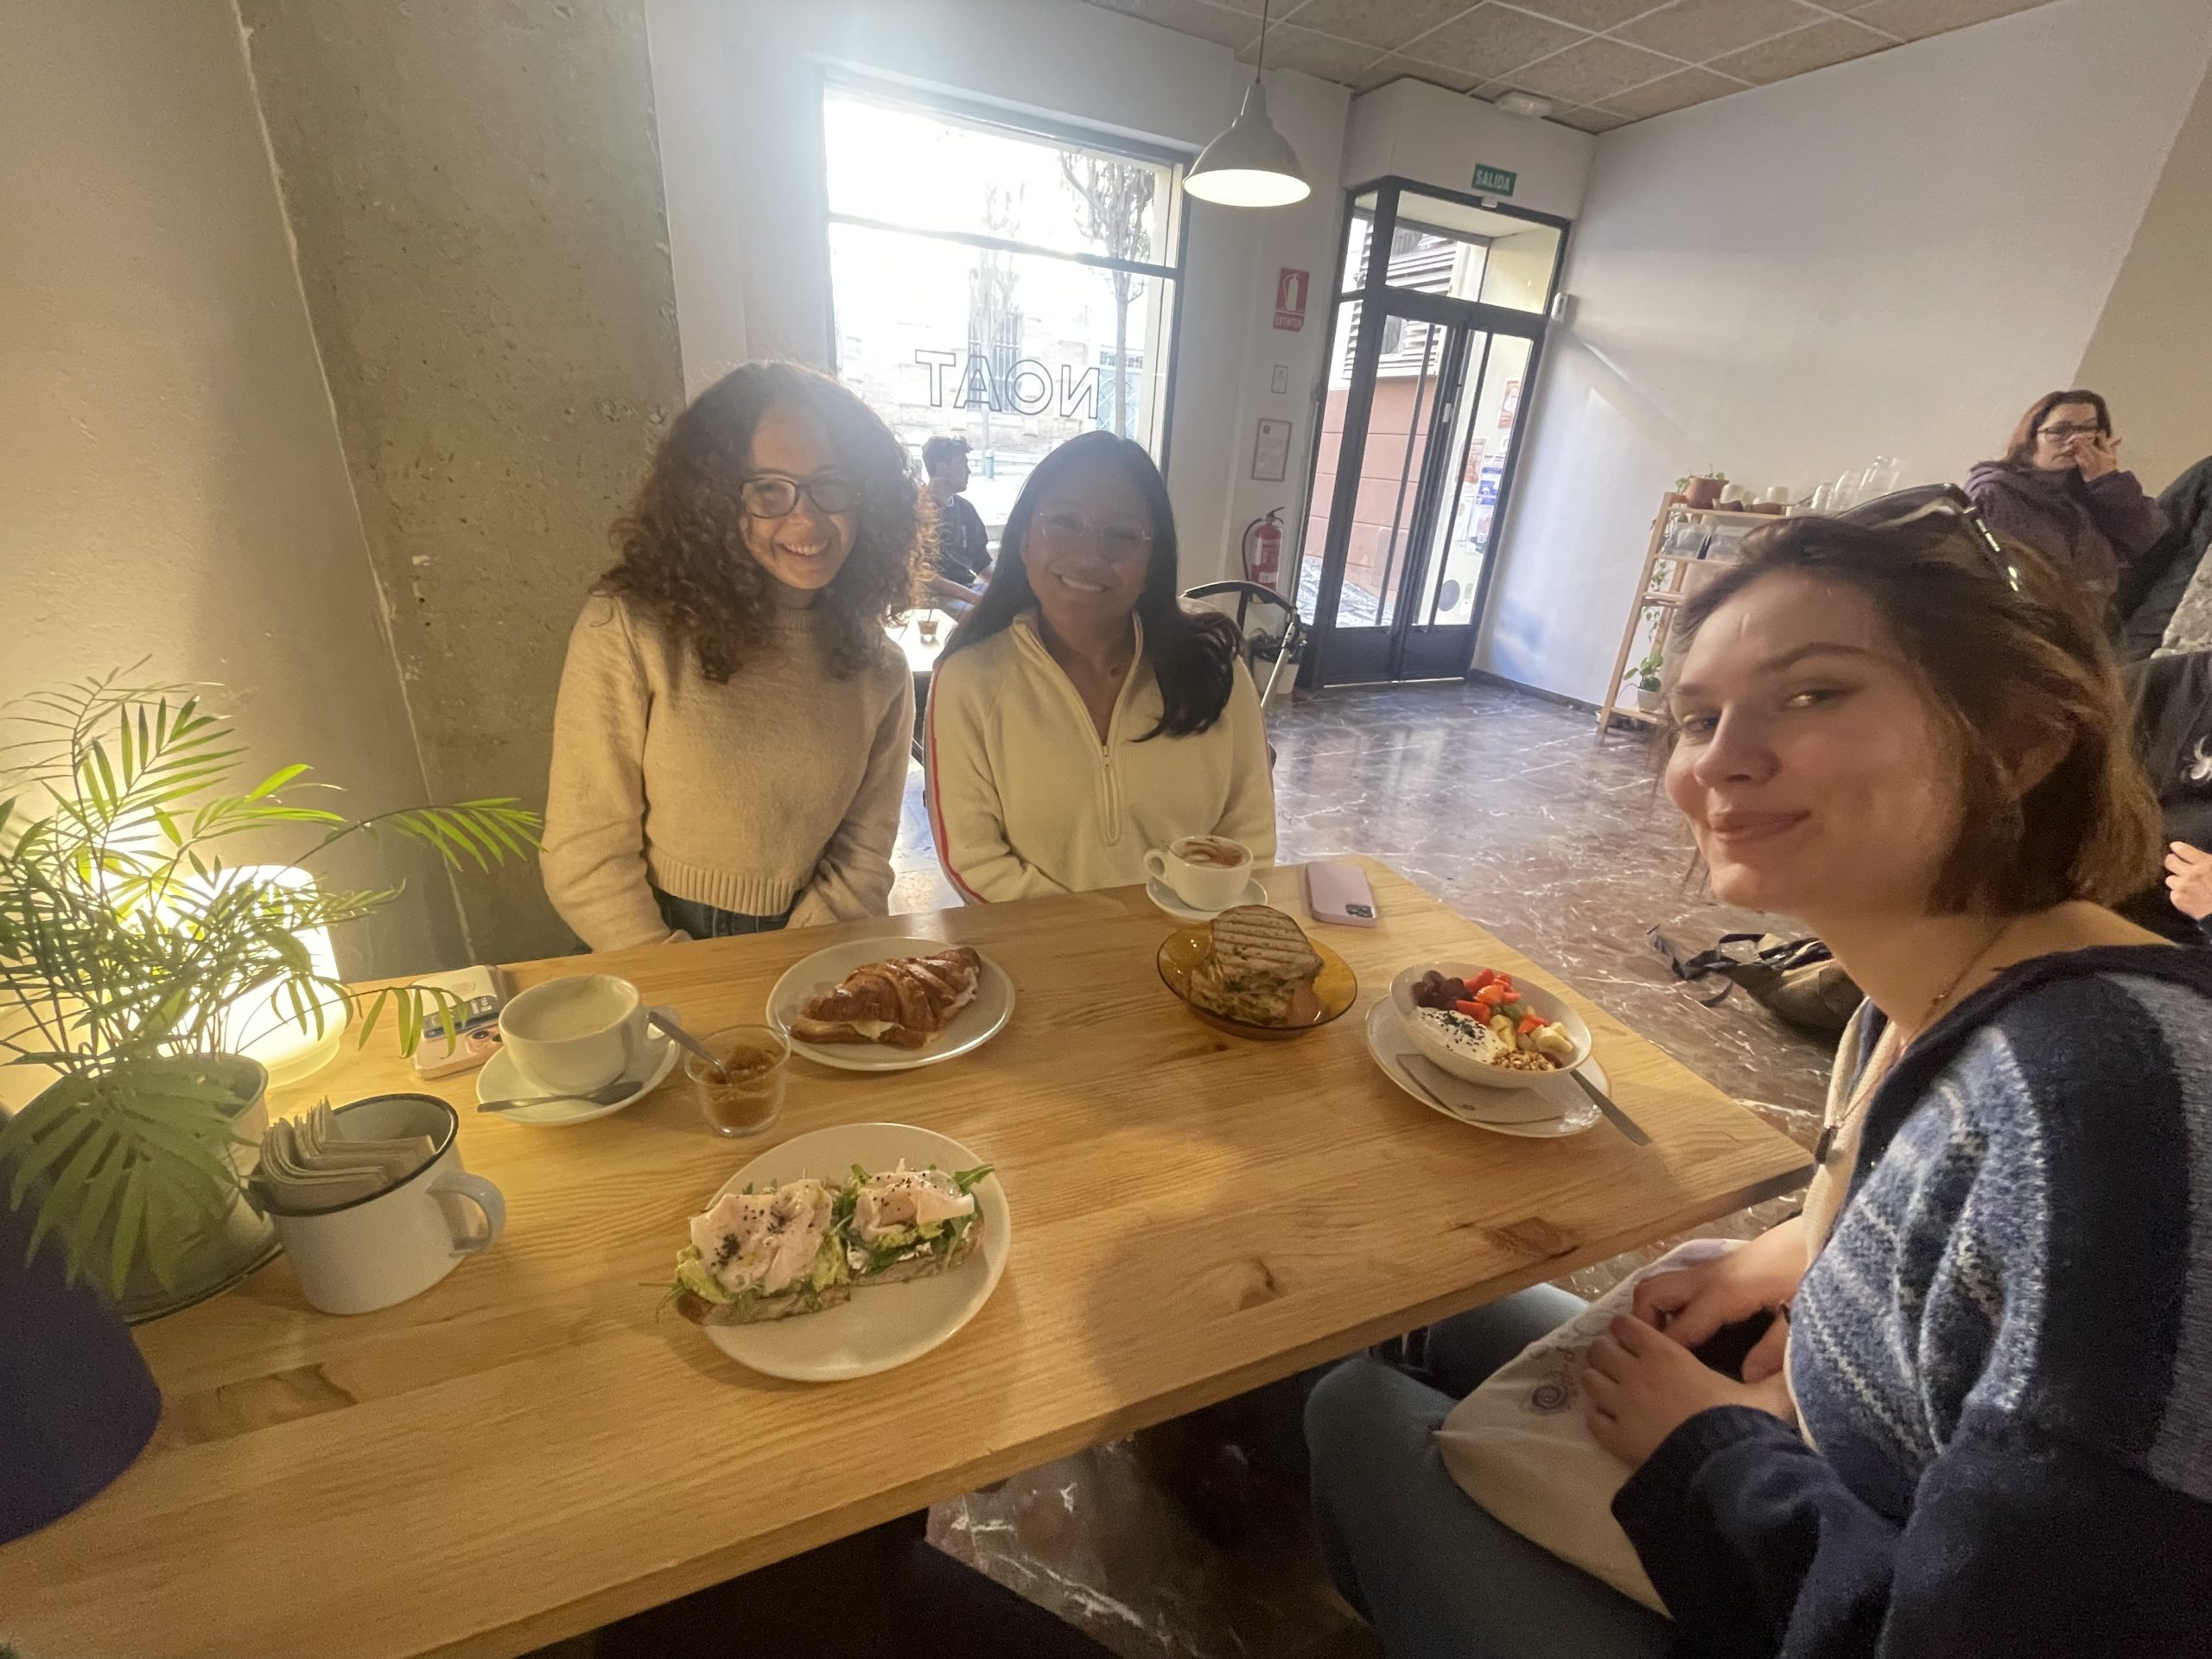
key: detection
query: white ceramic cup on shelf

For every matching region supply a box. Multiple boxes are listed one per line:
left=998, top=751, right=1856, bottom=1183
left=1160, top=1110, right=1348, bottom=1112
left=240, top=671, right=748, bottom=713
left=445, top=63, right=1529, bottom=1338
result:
left=1144, top=835, right=1253, bottom=912
left=262, top=1093, right=505, bottom=1315
left=499, top=973, right=647, bottom=1095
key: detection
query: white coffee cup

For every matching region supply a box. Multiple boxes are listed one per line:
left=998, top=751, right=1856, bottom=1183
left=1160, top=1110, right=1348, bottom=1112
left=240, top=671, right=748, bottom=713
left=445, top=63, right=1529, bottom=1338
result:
left=499, top=973, right=647, bottom=1095
left=262, top=1094, right=505, bottom=1316
left=1144, top=835, right=1253, bottom=912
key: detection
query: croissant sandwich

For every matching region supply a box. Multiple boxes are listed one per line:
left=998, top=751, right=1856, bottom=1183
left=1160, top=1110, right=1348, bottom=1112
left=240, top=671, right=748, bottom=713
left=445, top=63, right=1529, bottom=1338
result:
left=791, top=946, right=982, bottom=1048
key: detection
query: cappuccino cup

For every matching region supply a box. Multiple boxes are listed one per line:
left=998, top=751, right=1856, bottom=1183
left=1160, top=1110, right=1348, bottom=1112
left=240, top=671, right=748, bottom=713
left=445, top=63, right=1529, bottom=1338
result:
left=262, top=1094, right=505, bottom=1315
left=1145, top=835, right=1253, bottom=912
left=499, top=973, right=648, bottom=1096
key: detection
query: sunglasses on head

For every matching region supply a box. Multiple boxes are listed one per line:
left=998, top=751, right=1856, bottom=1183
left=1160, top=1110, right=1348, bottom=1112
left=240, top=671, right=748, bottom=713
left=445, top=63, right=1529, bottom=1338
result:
left=1834, top=484, right=2023, bottom=593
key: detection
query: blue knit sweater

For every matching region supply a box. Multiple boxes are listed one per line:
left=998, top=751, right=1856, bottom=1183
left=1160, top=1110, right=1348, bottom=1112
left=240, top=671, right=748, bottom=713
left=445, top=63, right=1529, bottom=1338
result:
left=1614, top=945, right=2212, bottom=1657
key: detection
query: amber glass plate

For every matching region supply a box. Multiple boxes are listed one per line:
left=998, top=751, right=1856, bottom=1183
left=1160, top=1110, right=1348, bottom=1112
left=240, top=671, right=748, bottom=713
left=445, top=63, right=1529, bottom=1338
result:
left=1155, top=925, right=1358, bottom=1041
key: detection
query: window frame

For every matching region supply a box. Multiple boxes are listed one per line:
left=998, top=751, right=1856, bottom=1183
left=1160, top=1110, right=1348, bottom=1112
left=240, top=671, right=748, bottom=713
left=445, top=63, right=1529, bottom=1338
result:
left=816, top=70, right=1193, bottom=479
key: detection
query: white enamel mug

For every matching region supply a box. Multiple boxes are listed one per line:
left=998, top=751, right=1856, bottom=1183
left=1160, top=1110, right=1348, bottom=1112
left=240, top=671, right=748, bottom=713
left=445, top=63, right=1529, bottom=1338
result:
left=263, top=1094, right=505, bottom=1315
left=499, top=973, right=646, bottom=1095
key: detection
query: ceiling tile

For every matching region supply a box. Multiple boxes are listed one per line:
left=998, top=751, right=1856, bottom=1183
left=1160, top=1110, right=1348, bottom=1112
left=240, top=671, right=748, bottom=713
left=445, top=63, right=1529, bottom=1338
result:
left=1843, top=0, right=2052, bottom=42
left=1280, top=0, right=1480, bottom=50
left=1237, top=21, right=1387, bottom=79
left=1509, top=34, right=1678, bottom=101
left=1708, top=16, right=1888, bottom=81
left=1083, top=0, right=1261, bottom=50
left=1599, top=64, right=1738, bottom=117
left=1509, top=0, right=1678, bottom=29
left=1357, top=52, right=1486, bottom=91
left=1612, top=0, right=1822, bottom=63
left=1411, top=2, right=1587, bottom=77
left=1548, top=103, right=1633, bottom=131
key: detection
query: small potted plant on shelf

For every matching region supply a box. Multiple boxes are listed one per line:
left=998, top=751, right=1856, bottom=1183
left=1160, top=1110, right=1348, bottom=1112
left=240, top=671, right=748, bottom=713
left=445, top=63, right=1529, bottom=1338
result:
left=0, top=670, right=540, bottom=1326
left=1632, top=645, right=1667, bottom=714
left=1679, top=470, right=1726, bottom=511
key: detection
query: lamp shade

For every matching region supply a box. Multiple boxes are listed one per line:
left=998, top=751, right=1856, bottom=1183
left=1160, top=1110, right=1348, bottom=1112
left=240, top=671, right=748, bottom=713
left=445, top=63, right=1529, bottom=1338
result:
left=1186, top=79, right=1309, bottom=207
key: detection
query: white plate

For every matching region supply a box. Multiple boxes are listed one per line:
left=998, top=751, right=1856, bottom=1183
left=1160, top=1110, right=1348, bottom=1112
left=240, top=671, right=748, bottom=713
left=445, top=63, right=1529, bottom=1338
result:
left=1366, top=1001, right=1602, bottom=1138
left=474, top=1027, right=680, bottom=1126
left=1144, top=874, right=1268, bottom=923
left=768, top=937, right=1013, bottom=1072
left=1389, top=962, right=1593, bottom=1086
left=701, top=1122, right=1010, bottom=1382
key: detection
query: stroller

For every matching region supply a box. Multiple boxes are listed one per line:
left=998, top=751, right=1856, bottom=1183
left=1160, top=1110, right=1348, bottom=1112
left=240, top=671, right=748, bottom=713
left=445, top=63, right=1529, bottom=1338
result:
left=1181, top=581, right=1306, bottom=708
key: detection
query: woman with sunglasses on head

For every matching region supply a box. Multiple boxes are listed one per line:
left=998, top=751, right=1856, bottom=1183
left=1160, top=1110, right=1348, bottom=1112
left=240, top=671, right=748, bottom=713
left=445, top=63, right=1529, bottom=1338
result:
left=925, top=431, right=1274, bottom=901
left=1966, top=388, right=2167, bottom=627
left=541, top=361, right=919, bottom=947
left=1306, top=489, right=2212, bottom=1658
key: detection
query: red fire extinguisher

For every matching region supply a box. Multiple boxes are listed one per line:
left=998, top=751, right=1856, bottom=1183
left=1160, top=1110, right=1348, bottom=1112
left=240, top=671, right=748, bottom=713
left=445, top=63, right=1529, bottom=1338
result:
left=1243, top=509, right=1284, bottom=586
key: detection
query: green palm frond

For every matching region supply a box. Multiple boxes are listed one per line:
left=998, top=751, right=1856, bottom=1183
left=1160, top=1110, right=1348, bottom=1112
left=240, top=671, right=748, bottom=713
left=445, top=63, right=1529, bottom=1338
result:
left=0, top=670, right=541, bottom=1300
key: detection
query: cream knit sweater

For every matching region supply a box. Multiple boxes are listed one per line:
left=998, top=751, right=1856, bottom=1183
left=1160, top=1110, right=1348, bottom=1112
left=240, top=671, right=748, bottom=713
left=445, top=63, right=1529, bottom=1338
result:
left=924, top=610, right=1275, bottom=901
left=541, top=589, right=912, bottom=950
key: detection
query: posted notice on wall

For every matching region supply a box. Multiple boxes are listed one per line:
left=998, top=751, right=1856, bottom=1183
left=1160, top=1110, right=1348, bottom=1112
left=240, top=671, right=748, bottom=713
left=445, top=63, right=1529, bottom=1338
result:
left=1252, top=418, right=1292, bottom=482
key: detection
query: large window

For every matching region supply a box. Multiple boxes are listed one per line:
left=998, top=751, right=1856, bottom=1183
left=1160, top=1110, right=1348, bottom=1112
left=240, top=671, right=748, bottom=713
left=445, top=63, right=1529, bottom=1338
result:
left=822, top=84, right=1185, bottom=525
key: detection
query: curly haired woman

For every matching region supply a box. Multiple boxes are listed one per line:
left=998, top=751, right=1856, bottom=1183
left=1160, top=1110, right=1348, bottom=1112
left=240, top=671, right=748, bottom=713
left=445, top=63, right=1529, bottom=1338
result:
left=542, top=361, right=923, bottom=948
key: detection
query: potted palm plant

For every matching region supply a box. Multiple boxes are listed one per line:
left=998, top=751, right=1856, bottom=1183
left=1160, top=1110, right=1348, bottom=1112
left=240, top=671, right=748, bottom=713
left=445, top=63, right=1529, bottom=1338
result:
left=0, top=671, right=539, bottom=1323
left=1632, top=645, right=1666, bottom=714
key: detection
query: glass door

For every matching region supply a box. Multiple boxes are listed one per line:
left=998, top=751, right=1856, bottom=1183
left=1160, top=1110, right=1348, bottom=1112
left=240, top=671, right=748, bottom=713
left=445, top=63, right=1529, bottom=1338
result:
left=1296, top=181, right=1564, bottom=689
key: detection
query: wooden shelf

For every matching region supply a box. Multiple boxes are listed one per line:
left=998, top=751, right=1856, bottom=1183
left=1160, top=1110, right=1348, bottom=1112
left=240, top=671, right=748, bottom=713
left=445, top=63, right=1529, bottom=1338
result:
left=1675, top=505, right=1777, bottom=520
left=1596, top=490, right=1768, bottom=746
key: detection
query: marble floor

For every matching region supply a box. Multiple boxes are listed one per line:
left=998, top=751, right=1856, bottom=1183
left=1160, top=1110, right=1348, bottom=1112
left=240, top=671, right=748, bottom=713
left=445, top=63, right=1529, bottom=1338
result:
left=871, top=677, right=1835, bottom=1659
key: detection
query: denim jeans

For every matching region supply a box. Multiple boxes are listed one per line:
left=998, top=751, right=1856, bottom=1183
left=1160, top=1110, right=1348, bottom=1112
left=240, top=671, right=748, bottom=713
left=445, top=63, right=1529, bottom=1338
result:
left=1305, top=1287, right=1673, bottom=1659
left=652, top=887, right=794, bottom=940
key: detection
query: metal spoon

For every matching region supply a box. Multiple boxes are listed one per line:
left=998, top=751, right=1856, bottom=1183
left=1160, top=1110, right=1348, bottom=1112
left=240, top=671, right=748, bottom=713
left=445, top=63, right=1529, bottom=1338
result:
left=649, top=1009, right=728, bottom=1082
left=476, top=1077, right=639, bottom=1115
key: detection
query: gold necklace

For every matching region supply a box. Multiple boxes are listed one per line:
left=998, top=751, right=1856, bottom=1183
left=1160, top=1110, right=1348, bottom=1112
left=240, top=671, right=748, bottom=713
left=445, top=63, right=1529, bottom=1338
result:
left=1815, top=917, right=2014, bottom=1165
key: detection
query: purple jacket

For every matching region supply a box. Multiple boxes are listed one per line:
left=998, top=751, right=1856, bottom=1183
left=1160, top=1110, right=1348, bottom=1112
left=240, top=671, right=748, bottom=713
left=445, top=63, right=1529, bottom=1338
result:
left=1965, top=460, right=2168, bottom=602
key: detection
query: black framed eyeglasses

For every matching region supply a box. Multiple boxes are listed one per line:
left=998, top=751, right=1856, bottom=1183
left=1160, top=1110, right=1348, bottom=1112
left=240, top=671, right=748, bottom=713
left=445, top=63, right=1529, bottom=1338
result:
left=738, top=473, right=858, bottom=518
left=1835, top=484, right=2023, bottom=592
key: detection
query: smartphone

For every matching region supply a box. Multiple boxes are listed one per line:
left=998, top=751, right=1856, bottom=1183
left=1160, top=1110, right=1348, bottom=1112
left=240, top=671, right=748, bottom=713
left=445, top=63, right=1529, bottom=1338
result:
left=1304, top=861, right=1377, bottom=927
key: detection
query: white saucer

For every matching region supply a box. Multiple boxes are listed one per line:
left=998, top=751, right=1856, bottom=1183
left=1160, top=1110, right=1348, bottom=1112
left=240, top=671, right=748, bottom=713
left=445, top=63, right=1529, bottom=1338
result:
left=1365, top=1001, right=1604, bottom=1138
left=1145, top=874, right=1268, bottom=923
left=474, top=1030, right=680, bottom=1127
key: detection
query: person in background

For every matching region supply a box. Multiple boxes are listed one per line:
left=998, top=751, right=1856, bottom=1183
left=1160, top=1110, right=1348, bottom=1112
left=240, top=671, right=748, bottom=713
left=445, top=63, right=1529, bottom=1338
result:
left=925, top=431, right=1274, bottom=901
left=1306, top=491, right=2212, bottom=1657
left=541, top=360, right=919, bottom=947
left=922, top=436, right=990, bottom=614
left=2119, top=452, right=2212, bottom=658
left=1965, top=388, right=2167, bottom=626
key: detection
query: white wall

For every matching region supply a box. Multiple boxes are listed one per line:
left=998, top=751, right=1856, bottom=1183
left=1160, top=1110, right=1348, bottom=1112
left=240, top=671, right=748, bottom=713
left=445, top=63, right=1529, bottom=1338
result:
left=1342, top=79, right=1594, bottom=221
left=645, top=0, right=1350, bottom=587
left=2075, top=60, right=2212, bottom=493
left=1480, top=0, right=2212, bottom=705
left=0, top=0, right=466, bottom=986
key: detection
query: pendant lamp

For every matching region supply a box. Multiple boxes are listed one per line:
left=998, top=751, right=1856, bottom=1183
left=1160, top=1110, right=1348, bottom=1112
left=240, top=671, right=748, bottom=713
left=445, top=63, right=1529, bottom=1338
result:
left=1186, top=0, right=1310, bottom=207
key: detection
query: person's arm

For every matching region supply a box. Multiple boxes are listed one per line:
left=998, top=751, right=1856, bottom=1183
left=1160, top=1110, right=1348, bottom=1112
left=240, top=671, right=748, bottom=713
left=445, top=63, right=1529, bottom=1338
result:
left=923, top=654, right=1071, bottom=904
left=1614, top=1408, right=2212, bottom=1659
left=1212, top=661, right=1277, bottom=862
left=539, top=598, right=680, bottom=950
left=2082, top=467, right=2170, bottom=563
left=786, top=670, right=913, bottom=928
left=927, top=571, right=982, bottom=607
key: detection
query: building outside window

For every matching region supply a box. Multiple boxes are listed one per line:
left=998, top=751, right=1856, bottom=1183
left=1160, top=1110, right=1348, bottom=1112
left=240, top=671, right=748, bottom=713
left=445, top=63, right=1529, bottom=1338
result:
left=821, top=83, right=1185, bottom=528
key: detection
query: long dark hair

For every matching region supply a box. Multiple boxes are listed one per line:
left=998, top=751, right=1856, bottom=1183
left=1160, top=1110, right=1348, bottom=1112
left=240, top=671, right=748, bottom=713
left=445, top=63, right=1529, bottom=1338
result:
left=2000, top=388, right=2112, bottom=468
left=600, top=360, right=926, bottom=682
left=941, top=432, right=1238, bottom=740
left=1669, top=512, right=2158, bottom=914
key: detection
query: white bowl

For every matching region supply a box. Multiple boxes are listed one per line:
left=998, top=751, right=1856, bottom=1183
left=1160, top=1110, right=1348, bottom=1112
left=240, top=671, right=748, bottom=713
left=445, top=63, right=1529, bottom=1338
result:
left=1388, top=963, right=1593, bottom=1088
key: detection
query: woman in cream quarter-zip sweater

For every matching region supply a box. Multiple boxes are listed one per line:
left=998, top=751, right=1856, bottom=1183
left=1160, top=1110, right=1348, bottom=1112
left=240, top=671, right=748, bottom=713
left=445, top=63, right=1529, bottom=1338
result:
left=925, top=433, right=1275, bottom=903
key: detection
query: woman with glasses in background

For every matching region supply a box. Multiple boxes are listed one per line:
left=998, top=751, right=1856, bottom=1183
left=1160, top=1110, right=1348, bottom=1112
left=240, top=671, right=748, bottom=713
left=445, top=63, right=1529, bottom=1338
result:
left=1307, top=489, right=2212, bottom=1657
left=541, top=360, right=919, bottom=947
left=1967, top=388, right=2167, bottom=627
left=925, top=431, right=1274, bottom=901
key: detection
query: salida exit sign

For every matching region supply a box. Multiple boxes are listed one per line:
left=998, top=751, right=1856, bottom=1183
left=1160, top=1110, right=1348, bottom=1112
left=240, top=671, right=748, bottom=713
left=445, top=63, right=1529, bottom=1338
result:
left=1471, top=163, right=1517, bottom=197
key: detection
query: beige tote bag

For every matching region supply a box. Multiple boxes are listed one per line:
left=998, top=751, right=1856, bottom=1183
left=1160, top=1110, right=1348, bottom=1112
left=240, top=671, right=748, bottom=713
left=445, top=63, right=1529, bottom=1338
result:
left=1433, top=1238, right=1744, bottom=1615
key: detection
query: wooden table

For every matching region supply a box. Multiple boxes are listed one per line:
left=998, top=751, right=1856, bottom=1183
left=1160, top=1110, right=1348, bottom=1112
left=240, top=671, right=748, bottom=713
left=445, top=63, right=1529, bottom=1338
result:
left=887, top=608, right=958, bottom=760
left=0, top=861, right=1808, bottom=1659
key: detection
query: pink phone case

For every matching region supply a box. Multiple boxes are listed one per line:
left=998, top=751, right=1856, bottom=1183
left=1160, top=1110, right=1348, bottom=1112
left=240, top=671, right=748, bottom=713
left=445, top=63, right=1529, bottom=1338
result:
left=1304, top=861, right=1377, bottom=927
